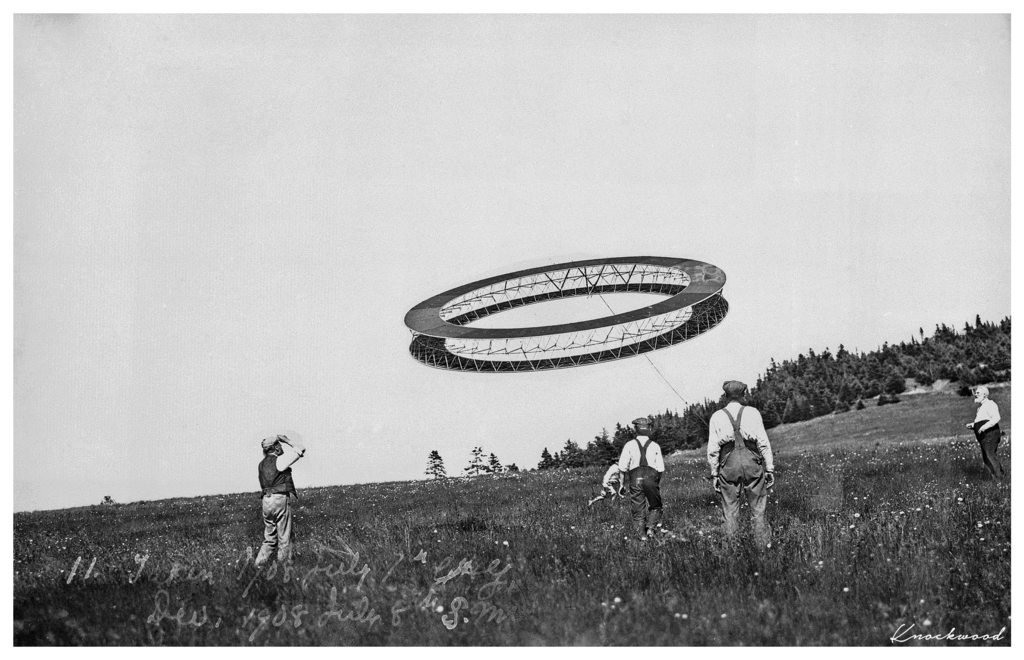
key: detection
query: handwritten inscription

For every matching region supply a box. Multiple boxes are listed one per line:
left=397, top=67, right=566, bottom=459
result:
left=70, top=535, right=515, bottom=642
left=146, top=589, right=220, bottom=630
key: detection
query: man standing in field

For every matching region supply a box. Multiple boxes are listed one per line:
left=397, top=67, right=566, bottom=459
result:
left=965, top=385, right=1005, bottom=479
left=617, top=417, right=665, bottom=540
left=707, top=380, right=775, bottom=546
left=255, top=434, right=306, bottom=568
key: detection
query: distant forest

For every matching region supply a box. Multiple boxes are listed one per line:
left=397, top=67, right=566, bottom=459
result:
left=537, top=315, right=1010, bottom=470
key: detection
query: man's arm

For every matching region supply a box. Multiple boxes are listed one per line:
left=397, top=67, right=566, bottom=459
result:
left=276, top=435, right=306, bottom=471
left=652, top=444, right=665, bottom=473
left=706, top=414, right=722, bottom=476
left=617, top=445, right=633, bottom=473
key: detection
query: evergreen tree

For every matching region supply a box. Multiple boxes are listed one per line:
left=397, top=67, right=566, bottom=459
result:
left=585, top=428, right=618, bottom=466
left=861, top=378, right=882, bottom=399
left=883, top=371, right=906, bottom=395
left=538, top=447, right=556, bottom=470
left=425, top=450, right=447, bottom=480
left=560, top=439, right=585, bottom=468
left=612, top=423, right=634, bottom=451
left=464, top=446, right=487, bottom=477
left=836, top=378, right=856, bottom=405
left=487, top=453, right=503, bottom=473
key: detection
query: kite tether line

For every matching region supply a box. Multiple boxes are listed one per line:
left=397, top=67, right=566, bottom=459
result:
left=594, top=293, right=689, bottom=406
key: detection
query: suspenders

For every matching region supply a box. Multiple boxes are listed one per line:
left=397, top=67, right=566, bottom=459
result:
left=634, top=437, right=653, bottom=468
left=722, top=406, right=746, bottom=447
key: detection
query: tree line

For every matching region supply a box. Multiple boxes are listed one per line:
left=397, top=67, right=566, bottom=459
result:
left=534, top=315, right=1010, bottom=470
left=424, top=448, right=519, bottom=480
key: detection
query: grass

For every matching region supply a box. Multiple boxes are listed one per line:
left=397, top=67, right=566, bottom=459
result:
left=13, top=389, right=1011, bottom=645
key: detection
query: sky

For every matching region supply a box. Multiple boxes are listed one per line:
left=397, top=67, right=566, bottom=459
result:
left=12, top=14, right=1011, bottom=511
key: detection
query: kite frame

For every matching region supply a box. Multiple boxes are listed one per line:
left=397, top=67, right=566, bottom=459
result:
left=403, top=256, right=728, bottom=372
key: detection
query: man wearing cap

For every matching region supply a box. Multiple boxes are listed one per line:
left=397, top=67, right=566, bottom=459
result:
left=965, top=386, right=1004, bottom=479
left=255, top=434, right=306, bottom=568
left=617, top=417, right=665, bottom=539
left=707, top=381, right=775, bottom=545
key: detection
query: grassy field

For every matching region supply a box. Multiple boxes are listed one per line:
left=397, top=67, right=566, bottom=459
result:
left=13, top=388, right=1011, bottom=645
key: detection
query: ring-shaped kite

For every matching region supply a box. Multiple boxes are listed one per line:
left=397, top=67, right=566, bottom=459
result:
left=403, top=256, right=728, bottom=372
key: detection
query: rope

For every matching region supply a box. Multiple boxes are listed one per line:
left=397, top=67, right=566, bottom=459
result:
left=595, top=293, right=688, bottom=406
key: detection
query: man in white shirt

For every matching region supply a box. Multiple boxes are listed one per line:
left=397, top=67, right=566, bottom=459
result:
left=965, top=385, right=1004, bottom=479
left=617, top=417, right=665, bottom=539
left=255, top=434, right=307, bottom=568
left=707, top=380, right=775, bottom=545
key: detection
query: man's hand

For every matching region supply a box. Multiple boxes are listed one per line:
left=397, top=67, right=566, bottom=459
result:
left=965, top=422, right=974, bottom=430
left=711, top=475, right=722, bottom=494
left=765, top=471, right=775, bottom=489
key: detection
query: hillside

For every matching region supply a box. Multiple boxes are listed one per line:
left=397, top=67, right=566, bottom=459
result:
left=14, top=388, right=1011, bottom=645
left=544, top=316, right=1011, bottom=462
left=667, top=383, right=1011, bottom=464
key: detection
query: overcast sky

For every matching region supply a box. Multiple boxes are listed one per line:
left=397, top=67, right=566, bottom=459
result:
left=13, top=14, right=1009, bottom=511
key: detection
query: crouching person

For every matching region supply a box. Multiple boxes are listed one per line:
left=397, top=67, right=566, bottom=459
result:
left=255, top=434, right=306, bottom=568
left=707, top=381, right=775, bottom=546
left=618, top=417, right=665, bottom=539
left=588, top=464, right=625, bottom=506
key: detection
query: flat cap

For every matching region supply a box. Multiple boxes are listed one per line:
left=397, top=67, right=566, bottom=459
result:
left=261, top=436, right=279, bottom=451
left=723, top=380, right=748, bottom=398
left=632, top=416, right=652, bottom=427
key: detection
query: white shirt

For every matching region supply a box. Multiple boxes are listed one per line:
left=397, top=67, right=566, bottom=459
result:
left=617, top=436, right=665, bottom=473
left=974, top=399, right=1001, bottom=432
left=601, top=464, right=622, bottom=489
left=276, top=443, right=305, bottom=471
left=707, top=402, right=774, bottom=476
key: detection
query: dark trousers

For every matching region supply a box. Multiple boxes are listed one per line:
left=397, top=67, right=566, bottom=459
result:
left=628, top=466, right=663, bottom=536
left=974, top=424, right=1005, bottom=479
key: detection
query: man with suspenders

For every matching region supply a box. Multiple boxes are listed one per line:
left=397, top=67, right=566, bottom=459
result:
left=617, top=416, right=665, bottom=540
left=707, top=381, right=775, bottom=546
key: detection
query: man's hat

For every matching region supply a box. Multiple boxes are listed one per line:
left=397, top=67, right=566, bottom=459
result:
left=723, top=380, right=748, bottom=398
left=261, top=436, right=279, bottom=451
left=632, top=416, right=652, bottom=428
